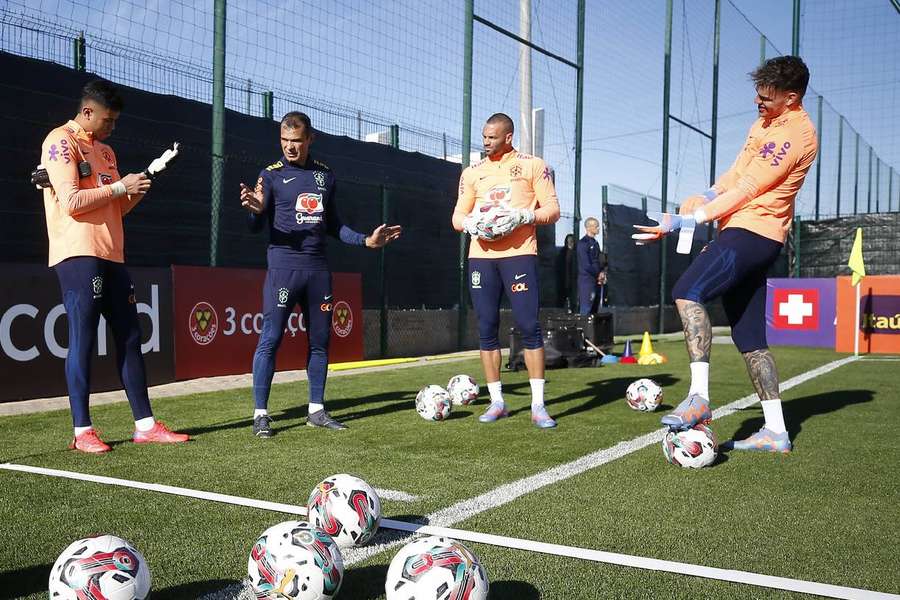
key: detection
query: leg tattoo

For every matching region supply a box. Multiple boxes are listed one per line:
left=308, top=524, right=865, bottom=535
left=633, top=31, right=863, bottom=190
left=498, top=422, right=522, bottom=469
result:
left=742, top=349, right=780, bottom=401
left=677, top=300, right=711, bottom=362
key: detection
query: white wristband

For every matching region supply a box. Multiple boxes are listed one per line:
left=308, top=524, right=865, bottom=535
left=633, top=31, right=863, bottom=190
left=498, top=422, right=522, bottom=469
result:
left=110, top=181, right=127, bottom=197
left=693, top=208, right=708, bottom=225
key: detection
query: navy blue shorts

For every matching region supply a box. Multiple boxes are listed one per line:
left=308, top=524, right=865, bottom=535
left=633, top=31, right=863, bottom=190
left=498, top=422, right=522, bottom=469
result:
left=469, top=255, right=542, bottom=351
left=671, top=227, right=783, bottom=353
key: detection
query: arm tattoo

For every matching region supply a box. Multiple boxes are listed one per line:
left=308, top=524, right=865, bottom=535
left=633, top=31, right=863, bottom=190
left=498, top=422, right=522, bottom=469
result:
left=677, top=300, right=711, bottom=362
left=742, top=349, right=780, bottom=401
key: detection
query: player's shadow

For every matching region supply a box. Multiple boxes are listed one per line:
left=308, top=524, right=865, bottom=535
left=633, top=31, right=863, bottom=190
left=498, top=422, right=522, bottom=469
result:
left=725, top=389, right=874, bottom=449
left=491, top=581, right=541, bottom=599
left=154, top=579, right=241, bottom=599
left=0, top=563, right=52, bottom=599
left=273, top=389, right=419, bottom=431
left=507, top=374, right=679, bottom=420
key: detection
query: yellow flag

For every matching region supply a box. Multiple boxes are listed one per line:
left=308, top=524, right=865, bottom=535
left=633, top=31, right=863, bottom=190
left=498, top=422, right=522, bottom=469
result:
left=848, top=227, right=866, bottom=286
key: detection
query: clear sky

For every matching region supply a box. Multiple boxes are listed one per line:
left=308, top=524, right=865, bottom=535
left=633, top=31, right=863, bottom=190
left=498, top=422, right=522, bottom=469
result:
left=2, top=0, right=897, bottom=237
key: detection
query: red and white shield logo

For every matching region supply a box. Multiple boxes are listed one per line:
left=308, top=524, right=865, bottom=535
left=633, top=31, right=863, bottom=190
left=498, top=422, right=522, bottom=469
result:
left=773, top=289, right=818, bottom=330
left=296, top=193, right=323, bottom=214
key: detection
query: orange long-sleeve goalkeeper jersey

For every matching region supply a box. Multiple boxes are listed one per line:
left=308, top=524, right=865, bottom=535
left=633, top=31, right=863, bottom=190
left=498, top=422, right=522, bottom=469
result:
left=40, top=120, right=140, bottom=267
left=453, top=148, right=560, bottom=258
left=710, top=107, right=818, bottom=243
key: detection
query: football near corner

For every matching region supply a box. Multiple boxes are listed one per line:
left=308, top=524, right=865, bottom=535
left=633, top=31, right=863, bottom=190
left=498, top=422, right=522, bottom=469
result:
left=1, top=341, right=898, bottom=599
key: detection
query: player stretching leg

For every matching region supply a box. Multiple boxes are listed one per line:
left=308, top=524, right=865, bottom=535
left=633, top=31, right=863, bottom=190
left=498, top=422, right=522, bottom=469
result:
left=634, top=57, right=818, bottom=452
left=452, top=113, right=561, bottom=428
left=39, top=79, right=188, bottom=452
left=241, top=112, right=401, bottom=437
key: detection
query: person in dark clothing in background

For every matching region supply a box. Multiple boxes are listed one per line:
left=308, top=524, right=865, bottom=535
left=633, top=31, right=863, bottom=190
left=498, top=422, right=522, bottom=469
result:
left=577, top=217, right=606, bottom=314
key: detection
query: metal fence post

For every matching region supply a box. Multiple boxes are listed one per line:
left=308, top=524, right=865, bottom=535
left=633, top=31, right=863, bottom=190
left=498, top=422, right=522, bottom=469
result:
left=793, top=217, right=801, bottom=277
left=836, top=115, right=843, bottom=216
left=209, top=0, right=226, bottom=266
left=72, top=32, right=86, bottom=71
left=379, top=185, right=389, bottom=358
left=263, top=91, right=273, bottom=120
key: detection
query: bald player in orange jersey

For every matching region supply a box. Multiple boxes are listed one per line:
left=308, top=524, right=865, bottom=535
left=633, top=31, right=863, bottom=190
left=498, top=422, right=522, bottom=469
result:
left=635, top=56, right=818, bottom=453
left=40, top=78, right=188, bottom=453
left=452, top=113, right=561, bottom=428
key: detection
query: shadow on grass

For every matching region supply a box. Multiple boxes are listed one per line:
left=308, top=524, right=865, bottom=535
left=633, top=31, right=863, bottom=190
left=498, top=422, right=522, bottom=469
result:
left=491, top=580, right=541, bottom=599
left=0, top=563, right=51, bottom=599
left=507, top=374, right=680, bottom=421
left=726, top=389, right=874, bottom=449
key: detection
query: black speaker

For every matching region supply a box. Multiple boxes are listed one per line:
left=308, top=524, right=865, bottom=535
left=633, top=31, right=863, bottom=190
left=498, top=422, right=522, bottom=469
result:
left=545, top=311, right=614, bottom=353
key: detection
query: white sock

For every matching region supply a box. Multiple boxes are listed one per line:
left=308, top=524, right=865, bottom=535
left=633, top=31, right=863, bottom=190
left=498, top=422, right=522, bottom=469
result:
left=689, top=362, right=709, bottom=399
left=74, top=425, right=93, bottom=436
left=529, top=379, right=545, bottom=410
left=487, top=381, right=504, bottom=406
left=253, top=409, right=268, bottom=419
left=134, top=416, right=156, bottom=432
left=308, top=403, right=324, bottom=415
left=760, top=399, right=787, bottom=434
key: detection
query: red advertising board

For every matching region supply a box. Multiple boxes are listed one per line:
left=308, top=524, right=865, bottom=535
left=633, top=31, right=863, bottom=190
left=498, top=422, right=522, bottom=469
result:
left=172, top=266, right=363, bottom=379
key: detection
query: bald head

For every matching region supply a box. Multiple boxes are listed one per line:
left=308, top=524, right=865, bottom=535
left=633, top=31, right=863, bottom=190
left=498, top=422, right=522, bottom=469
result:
left=482, top=113, right=515, bottom=158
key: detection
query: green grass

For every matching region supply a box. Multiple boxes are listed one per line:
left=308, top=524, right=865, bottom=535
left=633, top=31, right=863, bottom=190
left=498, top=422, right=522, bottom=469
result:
left=1, top=342, right=897, bottom=599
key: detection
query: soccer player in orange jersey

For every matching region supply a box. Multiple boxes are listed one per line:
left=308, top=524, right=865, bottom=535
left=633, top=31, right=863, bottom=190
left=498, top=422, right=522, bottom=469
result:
left=452, top=113, right=561, bottom=428
left=40, top=79, right=188, bottom=453
left=634, top=56, right=818, bottom=452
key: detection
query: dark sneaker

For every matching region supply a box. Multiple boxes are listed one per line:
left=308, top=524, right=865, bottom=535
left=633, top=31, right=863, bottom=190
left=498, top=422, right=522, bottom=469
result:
left=253, top=415, right=274, bottom=438
left=306, top=410, right=347, bottom=430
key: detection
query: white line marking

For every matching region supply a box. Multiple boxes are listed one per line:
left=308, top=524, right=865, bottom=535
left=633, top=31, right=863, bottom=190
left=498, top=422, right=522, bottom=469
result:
left=374, top=488, right=420, bottom=502
left=0, top=463, right=310, bottom=516
left=1, top=356, right=868, bottom=599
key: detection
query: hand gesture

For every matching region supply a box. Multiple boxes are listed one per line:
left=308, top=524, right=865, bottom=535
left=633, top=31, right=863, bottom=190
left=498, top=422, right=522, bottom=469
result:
left=679, top=194, right=707, bottom=216
left=240, top=181, right=265, bottom=214
left=120, top=173, right=151, bottom=195
left=365, top=224, right=402, bottom=248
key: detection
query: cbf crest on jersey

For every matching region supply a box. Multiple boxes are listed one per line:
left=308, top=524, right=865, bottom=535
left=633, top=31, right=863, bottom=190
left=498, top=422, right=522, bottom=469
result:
left=314, top=171, right=327, bottom=188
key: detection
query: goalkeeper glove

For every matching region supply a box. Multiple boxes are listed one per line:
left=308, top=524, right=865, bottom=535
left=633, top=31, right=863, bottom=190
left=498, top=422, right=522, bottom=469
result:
left=462, top=213, right=481, bottom=237
left=144, top=142, right=180, bottom=178
left=491, top=208, right=534, bottom=238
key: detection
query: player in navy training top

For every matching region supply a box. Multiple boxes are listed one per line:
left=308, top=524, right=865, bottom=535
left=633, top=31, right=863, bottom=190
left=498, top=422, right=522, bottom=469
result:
left=239, top=111, right=401, bottom=436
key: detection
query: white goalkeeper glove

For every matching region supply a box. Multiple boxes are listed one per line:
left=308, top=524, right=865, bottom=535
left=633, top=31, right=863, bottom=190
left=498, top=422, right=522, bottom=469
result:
left=491, top=208, right=535, bottom=238
left=462, top=213, right=481, bottom=237
left=631, top=210, right=704, bottom=254
left=145, top=142, right=180, bottom=178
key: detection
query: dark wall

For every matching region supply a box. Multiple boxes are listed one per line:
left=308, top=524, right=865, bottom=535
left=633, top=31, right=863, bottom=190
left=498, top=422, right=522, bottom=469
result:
left=800, top=213, right=900, bottom=278
left=0, top=51, right=559, bottom=309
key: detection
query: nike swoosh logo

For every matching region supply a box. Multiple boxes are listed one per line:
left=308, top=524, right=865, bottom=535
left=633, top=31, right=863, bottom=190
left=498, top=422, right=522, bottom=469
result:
left=283, top=177, right=296, bottom=184
left=324, top=295, right=333, bottom=301
left=514, top=274, right=526, bottom=280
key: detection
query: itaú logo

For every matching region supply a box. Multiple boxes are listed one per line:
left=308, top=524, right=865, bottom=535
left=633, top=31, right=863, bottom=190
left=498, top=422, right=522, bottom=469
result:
left=0, top=284, right=161, bottom=362
left=510, top=282, right=529, bottom=293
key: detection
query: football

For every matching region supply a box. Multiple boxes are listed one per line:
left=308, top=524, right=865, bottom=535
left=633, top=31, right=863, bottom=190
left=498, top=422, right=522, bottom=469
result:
left=385, top=535, right=489, bottom=600
left=49, top=534, right=151, bottom=600
left=662, top=424, right=718, bottom=468
left=447, top=374, right=479, bottom=406
left=307, top=474, right=382, bottom=548
left=625, top=378, right=663, bottom=411
left=247, top=520, right=343, bottom=600
left=473, top=199, right=514, bottom=241
left=415, top=385, right=452, bottom=421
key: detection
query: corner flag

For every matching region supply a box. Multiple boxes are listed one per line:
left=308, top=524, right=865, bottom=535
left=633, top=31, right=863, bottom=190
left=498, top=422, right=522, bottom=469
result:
left=848, top=227, right=866, bottom=286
